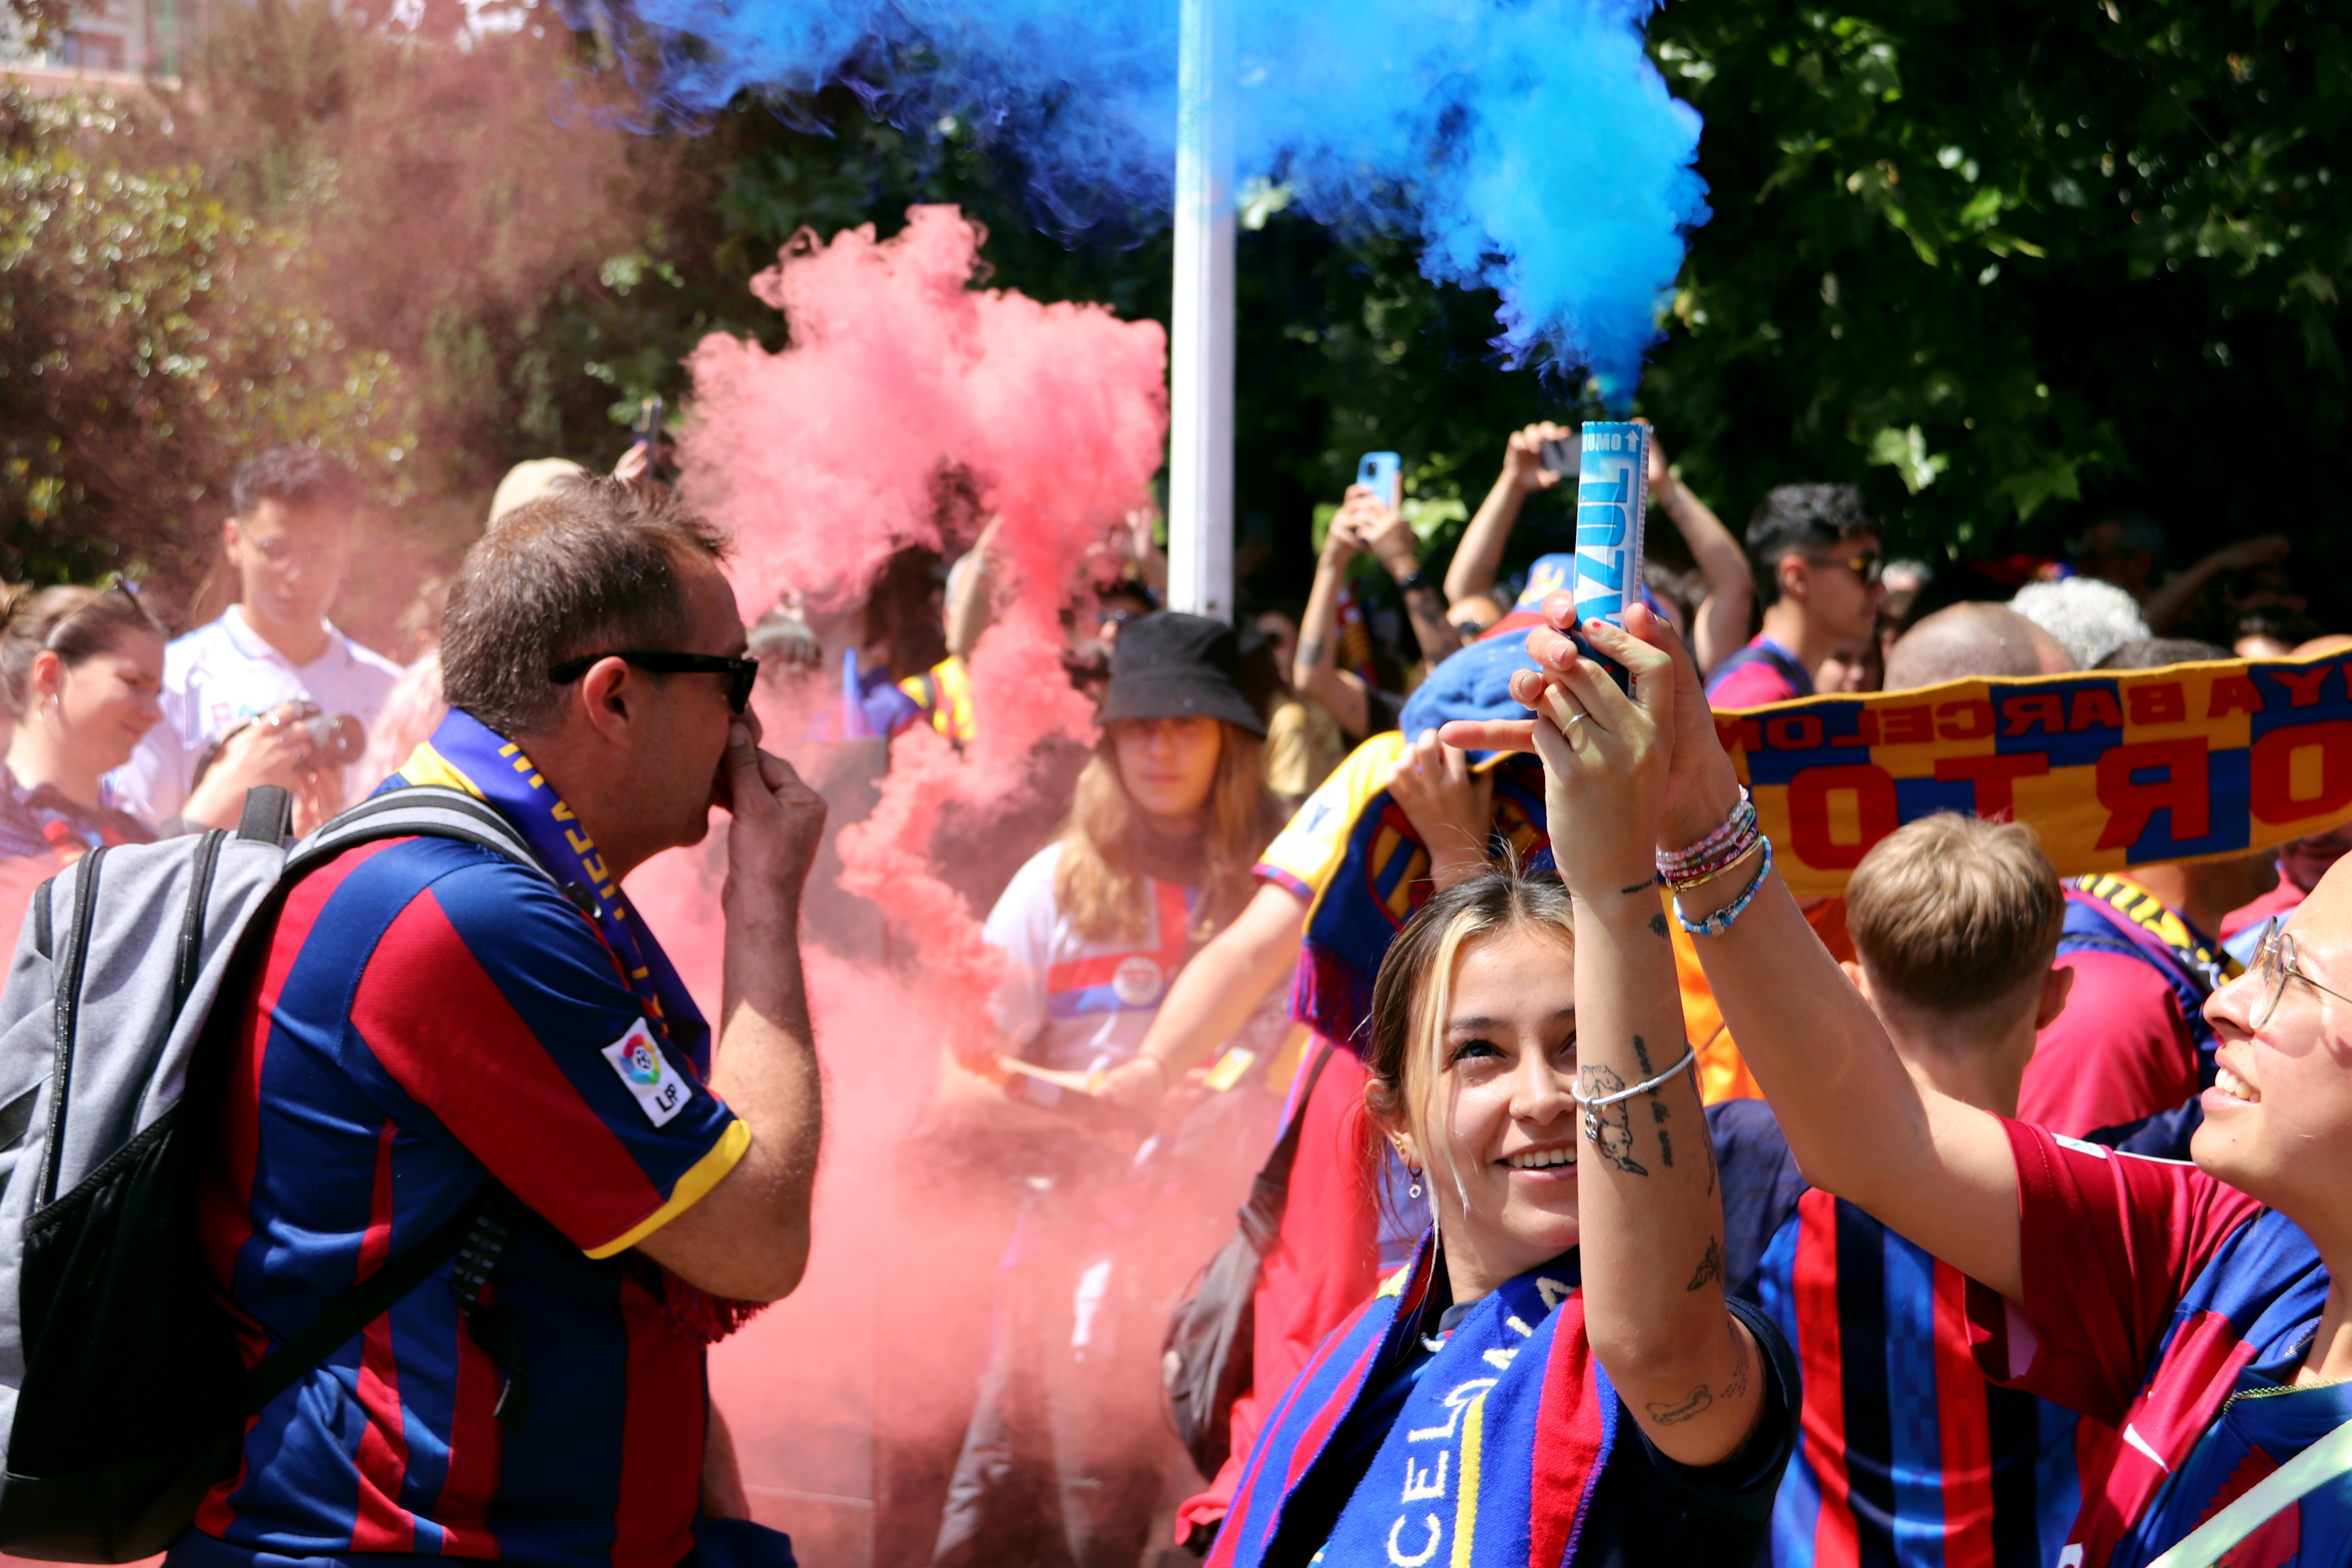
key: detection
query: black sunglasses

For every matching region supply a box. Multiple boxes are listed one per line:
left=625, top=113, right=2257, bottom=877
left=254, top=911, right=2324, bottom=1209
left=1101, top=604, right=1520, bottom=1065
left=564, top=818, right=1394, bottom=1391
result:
left=548, top=650, right=760, bottom=714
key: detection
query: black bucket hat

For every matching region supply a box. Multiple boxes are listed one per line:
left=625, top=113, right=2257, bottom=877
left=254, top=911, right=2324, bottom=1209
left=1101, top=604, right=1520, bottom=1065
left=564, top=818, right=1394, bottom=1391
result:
left=1097, top=611, right=1267, bottom=737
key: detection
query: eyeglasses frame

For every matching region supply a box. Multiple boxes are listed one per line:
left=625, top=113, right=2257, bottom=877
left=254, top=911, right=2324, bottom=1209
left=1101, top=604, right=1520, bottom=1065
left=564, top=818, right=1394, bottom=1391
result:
left=2248, top=915, right=2352, bottom=1030
left=548, top=650, right=760, bottom=715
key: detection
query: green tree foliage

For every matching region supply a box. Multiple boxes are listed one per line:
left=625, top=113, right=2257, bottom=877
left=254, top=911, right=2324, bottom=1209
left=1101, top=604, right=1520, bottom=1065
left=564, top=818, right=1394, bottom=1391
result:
left=0, top=88, right=409, bottom=593
left=2, top=0, right=2344, bottom=636
left=1642, top=0, right=2350, bottom=578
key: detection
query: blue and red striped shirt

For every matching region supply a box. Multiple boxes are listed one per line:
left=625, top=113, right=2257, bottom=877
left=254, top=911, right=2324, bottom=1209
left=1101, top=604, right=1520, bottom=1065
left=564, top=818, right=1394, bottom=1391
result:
left=179, top=832, right=747, bottom=1568
left=1969, top=1119, right=2343, bottom=1568
left=1713, top=1102, right=2088, bottom=1568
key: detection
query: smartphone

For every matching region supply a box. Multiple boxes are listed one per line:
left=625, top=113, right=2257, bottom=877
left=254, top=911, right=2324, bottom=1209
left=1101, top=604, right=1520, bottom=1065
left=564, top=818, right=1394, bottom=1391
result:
left=1355, top=451, right=1402, bottom=512
left=633, top=396, right=666, bottom=464
left=1539, top=435, right=1580, bottom=478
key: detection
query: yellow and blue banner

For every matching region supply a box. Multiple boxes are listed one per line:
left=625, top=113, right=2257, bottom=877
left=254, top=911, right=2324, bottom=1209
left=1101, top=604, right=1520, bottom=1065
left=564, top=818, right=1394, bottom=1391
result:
left=1717, top=649, right=2352, bottom=899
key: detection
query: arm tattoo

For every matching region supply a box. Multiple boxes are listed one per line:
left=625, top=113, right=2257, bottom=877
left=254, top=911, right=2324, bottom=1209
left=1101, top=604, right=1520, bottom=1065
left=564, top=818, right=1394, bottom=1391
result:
left=1700, top=1117, right=1719, bottom=1197
left=1577, top=1064, right=1647, bottom=1175
left=1646, top=1384, right=1715, bottom=1425
left=1632, top=1035, right=1673, bottom=1165
left=1686, top=1235, right=1724, bottom=1293
left=1298, top=637, right=1325, bottom=667
left=1619, top=881, right=1653, bottom=896
left=1650, top=911, right=1670, bottom=939
left=1723, top=1331, right=1752, bottom=1402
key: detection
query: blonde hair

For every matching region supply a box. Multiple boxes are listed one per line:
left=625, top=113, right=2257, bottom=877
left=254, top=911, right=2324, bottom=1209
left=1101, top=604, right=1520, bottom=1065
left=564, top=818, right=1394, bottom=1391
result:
left=1054, top=721, right=1282, bottom=943
left=1846, top=813, right=2064, bottom=1016
left=1364, top=869, right=1577, bottom=1211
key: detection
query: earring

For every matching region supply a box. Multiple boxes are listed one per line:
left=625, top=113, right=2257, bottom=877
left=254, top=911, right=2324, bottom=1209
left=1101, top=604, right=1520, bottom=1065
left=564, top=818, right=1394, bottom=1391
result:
left=1408, top=1168, right=1424, bottom=1201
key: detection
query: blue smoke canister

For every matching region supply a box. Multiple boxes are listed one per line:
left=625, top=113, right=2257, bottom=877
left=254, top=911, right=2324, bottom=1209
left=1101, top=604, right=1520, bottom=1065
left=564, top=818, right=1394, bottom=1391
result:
left=1572, top=421, right=1648, bottom=629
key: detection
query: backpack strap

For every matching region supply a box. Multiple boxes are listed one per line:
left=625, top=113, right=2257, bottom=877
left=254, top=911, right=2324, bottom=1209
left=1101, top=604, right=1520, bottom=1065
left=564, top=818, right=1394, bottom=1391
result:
left=289, top=786, right=548, bottom=885
left=2146, top=1410, right=2352, bottom=1568
left=1236, top=1042, right=1340, bottom=1253
left=237, top=785, right=292, bottom=844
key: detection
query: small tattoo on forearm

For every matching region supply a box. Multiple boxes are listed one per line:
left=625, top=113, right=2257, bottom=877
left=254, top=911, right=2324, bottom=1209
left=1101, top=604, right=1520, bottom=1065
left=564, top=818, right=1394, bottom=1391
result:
left=1577, top=1065, right=1647, bottom=1175
left=1724, top=1333, right=1752, bottom=1401
left=1650, top=911, right=1669, bottom=939
left=1686, top=1235, right=1724, bottom=1293
left=1298, top=638, right=1325, bottom=667
left=1658, top=1128, right=1674, bottom=1166
left=1620, top=881, right=1653, bottom=897
left=1632, top=1036, right=1656, bottom=1076
left=1647, top=1384, right=1715, bottom=1425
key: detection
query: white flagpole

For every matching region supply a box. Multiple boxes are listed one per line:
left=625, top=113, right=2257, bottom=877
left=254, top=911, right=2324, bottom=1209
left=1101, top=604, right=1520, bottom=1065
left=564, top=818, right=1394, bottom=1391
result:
left=1166, top=0, right=1235, bottom=622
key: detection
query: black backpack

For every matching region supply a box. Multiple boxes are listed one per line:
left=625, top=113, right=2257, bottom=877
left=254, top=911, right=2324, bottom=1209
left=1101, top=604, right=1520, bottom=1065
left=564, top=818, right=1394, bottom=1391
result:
left=0, top=787, right=542, bottom=1562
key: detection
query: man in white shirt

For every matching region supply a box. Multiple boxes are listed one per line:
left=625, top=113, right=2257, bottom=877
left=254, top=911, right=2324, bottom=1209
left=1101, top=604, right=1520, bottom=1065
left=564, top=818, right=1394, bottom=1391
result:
left=114, top=448, right=404, bottom=829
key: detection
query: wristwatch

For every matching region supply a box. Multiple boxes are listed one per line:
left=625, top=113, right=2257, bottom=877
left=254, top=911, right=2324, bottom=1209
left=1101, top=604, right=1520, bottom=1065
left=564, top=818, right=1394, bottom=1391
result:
left=1395, top=568, right=1435, bottom=595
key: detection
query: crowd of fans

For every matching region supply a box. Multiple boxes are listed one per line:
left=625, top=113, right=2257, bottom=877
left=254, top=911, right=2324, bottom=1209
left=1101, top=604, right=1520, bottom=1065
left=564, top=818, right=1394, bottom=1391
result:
left=10, top=426, right=2350, bottom=1568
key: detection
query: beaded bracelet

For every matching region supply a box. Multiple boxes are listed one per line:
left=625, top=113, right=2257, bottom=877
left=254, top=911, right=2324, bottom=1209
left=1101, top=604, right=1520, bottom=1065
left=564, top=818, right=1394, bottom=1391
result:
left=1674, top=837, right=1774, bottom=937
left=1657, top=793, right=1755, bottom=879
left=1670, top=835, right=1765, bottom=895
left=1662, top=808, right=1762, bottom=892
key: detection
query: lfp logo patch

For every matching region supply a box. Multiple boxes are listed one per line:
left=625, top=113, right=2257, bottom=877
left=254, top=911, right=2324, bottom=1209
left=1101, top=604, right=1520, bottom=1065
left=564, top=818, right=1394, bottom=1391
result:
left=602, top=1017, right=690, bottom=1127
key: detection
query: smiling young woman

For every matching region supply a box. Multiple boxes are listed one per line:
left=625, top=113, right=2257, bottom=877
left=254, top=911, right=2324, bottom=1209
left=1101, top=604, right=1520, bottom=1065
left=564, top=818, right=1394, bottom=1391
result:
left=1206, top=625, right=1801, bottom=1568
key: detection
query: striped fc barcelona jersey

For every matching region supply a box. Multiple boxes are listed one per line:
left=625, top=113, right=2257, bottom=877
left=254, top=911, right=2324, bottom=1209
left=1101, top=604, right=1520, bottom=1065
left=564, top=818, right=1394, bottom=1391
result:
left=177, top=834, right=747, bottom=1568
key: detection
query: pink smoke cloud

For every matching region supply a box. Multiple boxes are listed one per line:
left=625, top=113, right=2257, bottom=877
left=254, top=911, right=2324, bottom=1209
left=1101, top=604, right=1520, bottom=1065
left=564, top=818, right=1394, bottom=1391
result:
left=677, top=202, right=1168, bottom=1055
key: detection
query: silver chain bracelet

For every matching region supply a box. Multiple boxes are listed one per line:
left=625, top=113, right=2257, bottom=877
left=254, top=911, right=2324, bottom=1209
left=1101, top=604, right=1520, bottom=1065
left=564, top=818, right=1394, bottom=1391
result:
left=1569, top=1043, right=1697, bottom=1144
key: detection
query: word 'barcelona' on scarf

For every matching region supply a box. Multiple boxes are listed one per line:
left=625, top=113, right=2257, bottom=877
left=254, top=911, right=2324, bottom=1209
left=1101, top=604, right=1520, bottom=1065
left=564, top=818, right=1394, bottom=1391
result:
left=1208, top=1234, right=1615, bottom=1568
left=393, top=707, right=760, bottom=1342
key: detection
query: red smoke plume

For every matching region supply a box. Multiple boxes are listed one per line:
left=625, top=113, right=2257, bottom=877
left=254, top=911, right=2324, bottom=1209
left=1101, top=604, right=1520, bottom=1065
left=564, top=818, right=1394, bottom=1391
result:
left=677, top=203, right=1168, bottom=1062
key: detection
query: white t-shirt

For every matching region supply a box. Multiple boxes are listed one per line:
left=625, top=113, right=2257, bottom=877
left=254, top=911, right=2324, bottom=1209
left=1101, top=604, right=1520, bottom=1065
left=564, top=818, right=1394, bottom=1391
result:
left=111, top=605, right=405, bottom=825
left=984, top=840, right=1202, bottom=1076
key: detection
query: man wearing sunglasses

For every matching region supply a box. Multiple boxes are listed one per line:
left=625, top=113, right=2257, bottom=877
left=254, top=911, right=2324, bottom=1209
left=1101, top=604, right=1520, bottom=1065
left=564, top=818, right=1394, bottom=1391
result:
left=179, top=475, right=827, bottom=1568
left=1705, top=482, right=1887, bottom=709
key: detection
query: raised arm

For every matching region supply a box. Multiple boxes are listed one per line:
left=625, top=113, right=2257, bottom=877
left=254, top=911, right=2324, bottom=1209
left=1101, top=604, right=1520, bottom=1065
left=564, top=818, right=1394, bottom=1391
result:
left=1441, top=596, right=2026, bottom=1303
left=1351, top=489, right=1460, bottom=666
left=1295, top=502, right=1374, bottom=739
left=1641, top=422, right=1753, bottom=676
left=1531, top=630, right=1764, bottom=1467
left=2141, top=533, right=2289, bottom=635
left=944, top=515, right=1003, bottom=661
left=1445, top=422, right=1570, bottom=604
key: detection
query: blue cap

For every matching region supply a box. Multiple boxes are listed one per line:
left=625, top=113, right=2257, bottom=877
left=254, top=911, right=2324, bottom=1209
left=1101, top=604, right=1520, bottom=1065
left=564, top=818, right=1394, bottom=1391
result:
left=1396, top=629, right=1539, bottom=762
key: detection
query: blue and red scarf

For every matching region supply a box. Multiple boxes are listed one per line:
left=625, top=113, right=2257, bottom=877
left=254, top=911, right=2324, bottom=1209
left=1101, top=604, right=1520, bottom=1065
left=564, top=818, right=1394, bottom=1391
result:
left=391, top=708, right=754, bottom=1341
left=1208, top=1235, right=1616, bottom=1568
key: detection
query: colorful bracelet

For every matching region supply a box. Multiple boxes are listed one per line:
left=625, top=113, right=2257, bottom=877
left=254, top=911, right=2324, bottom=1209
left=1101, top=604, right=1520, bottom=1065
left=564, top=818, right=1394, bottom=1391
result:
left=1674, top=837, right=1774, bottom=937
left=1657, top=793, right=1755, bottom=879
left=1662, top=808, right=1763, bottom=892
left=1669, top=835, right=1765, bottom=895
left=1569, top=1042, right=1697, bottom=1144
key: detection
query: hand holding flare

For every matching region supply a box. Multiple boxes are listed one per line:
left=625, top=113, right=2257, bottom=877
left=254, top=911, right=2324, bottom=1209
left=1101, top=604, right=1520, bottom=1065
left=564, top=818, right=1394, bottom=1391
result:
left=1439, top=590, right=1746, bottom=856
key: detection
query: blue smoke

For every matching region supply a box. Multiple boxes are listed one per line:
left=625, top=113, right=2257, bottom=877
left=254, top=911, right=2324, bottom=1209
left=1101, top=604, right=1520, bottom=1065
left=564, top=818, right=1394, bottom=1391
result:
left=614, top=0, right=1709, bottom=396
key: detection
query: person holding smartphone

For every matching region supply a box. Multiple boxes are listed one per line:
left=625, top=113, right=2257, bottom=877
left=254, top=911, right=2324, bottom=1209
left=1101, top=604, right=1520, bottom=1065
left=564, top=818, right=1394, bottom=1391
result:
left=1292, top=482, right=1455, bottom=742
left=1447, top=421, right=1754, bottom=676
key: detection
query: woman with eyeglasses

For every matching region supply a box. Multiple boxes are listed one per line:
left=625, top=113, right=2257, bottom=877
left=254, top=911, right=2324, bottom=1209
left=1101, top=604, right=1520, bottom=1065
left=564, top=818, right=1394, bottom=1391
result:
left=1474, top=591, right=2352, bottom=1568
